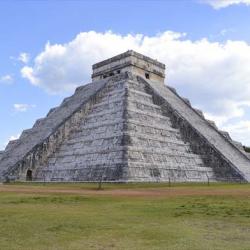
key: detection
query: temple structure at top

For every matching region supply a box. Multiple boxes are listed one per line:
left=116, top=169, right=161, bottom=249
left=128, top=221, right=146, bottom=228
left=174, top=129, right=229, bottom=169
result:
left=92, top=50, right=165, bottom=83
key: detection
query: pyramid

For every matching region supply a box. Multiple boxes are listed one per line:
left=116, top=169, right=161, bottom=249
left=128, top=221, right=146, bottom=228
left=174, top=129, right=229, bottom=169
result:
left=1, top=50, right=250, bottom=182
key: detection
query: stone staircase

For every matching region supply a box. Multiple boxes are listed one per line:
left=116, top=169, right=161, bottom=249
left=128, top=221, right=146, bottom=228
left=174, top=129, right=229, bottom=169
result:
left=124, top=79, right=215, bottom=182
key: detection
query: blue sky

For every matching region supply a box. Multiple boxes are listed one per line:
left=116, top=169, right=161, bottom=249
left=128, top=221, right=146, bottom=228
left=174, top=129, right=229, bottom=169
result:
left=1, top=0, right=250, bottom=149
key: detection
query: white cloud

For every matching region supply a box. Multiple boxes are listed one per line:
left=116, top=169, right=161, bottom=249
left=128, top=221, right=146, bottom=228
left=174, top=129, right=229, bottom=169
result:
left=13, top=104, right=36, bottom=112
left=21, top=31, right=146, bottom=94
left=222, top=120, right=250, bottom=143
left=204, top=100, right=250, bottom=125
left=201, top=0, right=250, bottom=9
left=219, top=28, right=235, bottom=36
left=18, top=52, right=30, bottom=64
left=8, top=134, right=20, bottom=141
left=21, top=30, right=250, bottom=145
left=0, top=74, right=13, bottom=84
left=10, top=52, right=30, bottom=65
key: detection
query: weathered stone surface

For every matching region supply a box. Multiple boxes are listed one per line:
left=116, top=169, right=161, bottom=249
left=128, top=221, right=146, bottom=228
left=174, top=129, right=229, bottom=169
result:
left=182, top=97, right=191, bottom=106
left=5, top=140, right=19, bottom=152
left=0, top=50, right=250, bottom=182
left=245, top=152, right=250, bottom=160
left=143, top=76, right=250, bottom=181
left=92, top=50, right=165, bottom=83
left=232, top=140, right=244, bottom=151
left=0, top=78, right=108, bottom=180
left=0, top=151, right=3, bottom=161
left=194, top=109, right=205, bottom=118
left=219, top=130, right=232, bottom=141
left=206, top=120, right=218, bottom=129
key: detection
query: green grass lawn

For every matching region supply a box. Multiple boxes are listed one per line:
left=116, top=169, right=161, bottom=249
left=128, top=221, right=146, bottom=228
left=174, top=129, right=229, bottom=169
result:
left=0, top=183, right=250, bottom=250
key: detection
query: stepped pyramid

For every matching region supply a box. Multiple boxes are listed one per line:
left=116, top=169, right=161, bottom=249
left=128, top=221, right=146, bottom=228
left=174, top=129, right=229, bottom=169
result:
left=1, top=50, right=250, bottom=182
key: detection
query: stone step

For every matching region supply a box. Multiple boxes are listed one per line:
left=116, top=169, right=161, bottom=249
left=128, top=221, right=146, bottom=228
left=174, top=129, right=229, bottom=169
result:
left=79, top=109, right=171, bottom=131
left=127, top=101, right=162, bottom=115
left=126, top=80, right=146, bottom=92
left=100, top=88, right=125, bottom=99
left=59, top=130, right=188, bottom=159
left=49, top=145, right=125, bottom=160
left=102, top=81, right=124, bottom=92
left=128, top=97, right=162, bottom=110
left=83, top=108, right=124, bottom=124
left=128, top=154, right=205, bottom=167
left=127, top=166, right=215, bottom=181
left=75, top=120, right=177, bottom=141
left=71, top=120, right=181, bottom=144
left=35, top=163, right=126, bottom=182
left=91, top=101, right=124, bottom=114
left=67, top=133, right=184, bottom=154
left=127, top=88, right=152, bottom=99
left=66, top=131, right=186, bottom=153
left=84, top=106, right=170, bottom=126
left=77, top=119, right=124, bottom=131
left=64, top=136, right=123, bottom=150
left=126, top=108, right=172, bottom=124
left=127, top=146, right=205, bottom=162
left=128, top=93, right=152, bottom=105
left=127, top=119, right=177, bottom=133
left=129, top=138, right=189, bottom=153
left=5, top=139, right=19, bottom=151
left=86, top=106, right=123, bottom=118
left=128, top=162, right=213, bottom=173
left=102, top=84, right=153, bottom=104
left=19, top=129, right=36, bottom=140
left=48, top=158, right=124, bottom=170
left=91, top=94, right=159, bottom=116
left=71, top=129, right=123, bottom=141
left=48, top=156, right=122, bottom=168
left=77, top=112, right=174, bottom=135
left=128, top=131, right=186, bottom=146
left=47, top=159, right=125, bottom=170
left=93, top=91, right=155, bottom=110
left=92, top=96, right=125, bottom=109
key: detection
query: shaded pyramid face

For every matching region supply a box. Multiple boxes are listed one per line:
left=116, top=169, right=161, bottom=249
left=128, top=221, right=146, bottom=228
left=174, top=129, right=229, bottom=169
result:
left=1, top=50, right=250, bottom=182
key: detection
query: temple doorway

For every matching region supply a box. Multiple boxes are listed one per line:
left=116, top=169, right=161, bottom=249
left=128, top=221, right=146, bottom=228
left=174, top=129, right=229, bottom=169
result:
left=26, top=169, right=32, bottom=181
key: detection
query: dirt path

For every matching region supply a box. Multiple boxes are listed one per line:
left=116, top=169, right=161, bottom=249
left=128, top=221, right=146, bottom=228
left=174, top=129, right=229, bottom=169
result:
left=1, top=185, right=250, bottom=198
